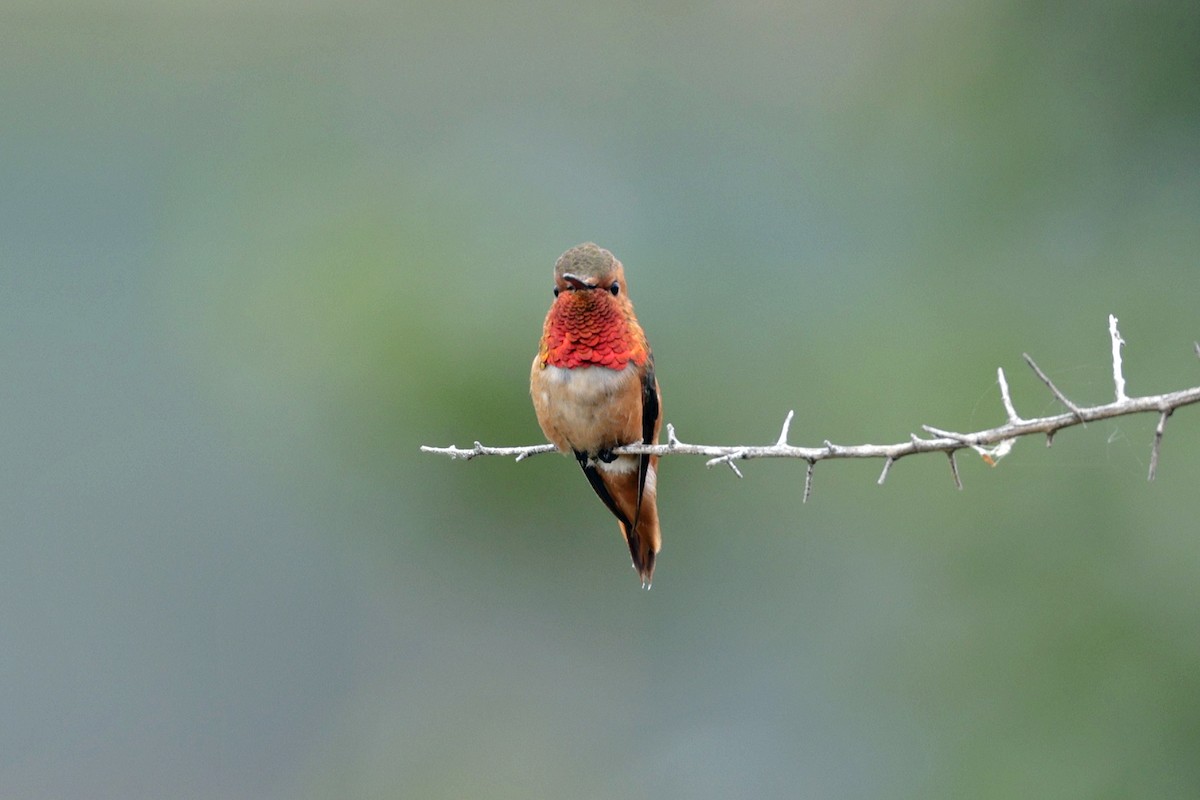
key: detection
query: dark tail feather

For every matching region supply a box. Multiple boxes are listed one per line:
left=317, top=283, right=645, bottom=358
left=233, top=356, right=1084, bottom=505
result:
left=622, top=524, right=656, bottom=589
left=575, top=451, right=660, bottom=588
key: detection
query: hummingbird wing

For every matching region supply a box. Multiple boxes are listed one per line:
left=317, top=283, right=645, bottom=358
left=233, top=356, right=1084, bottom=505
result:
left=632, top=354, right=659, bottom=531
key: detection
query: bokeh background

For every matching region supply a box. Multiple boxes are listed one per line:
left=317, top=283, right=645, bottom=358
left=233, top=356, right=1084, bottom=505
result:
left=4, top=2, right=1199, bottom=798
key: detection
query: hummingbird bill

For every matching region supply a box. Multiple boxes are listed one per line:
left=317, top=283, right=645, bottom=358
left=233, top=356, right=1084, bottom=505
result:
left=530, top=243, right=663, bottom=587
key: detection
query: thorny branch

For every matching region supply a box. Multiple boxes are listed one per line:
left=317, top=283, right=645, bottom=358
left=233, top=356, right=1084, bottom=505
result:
left=422, top=317, right=1200, bottom=496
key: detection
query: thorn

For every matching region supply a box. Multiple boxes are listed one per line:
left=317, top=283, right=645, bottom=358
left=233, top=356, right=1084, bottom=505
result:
left=947, top=450, right=963, bottom=490
left=803, top=460, right=815, bottom=503
left=1148, top=409, right=1171, bottom=481
left=1046, top=430, right=1056, bottom=448
left=776, top=410, right=795, bottom=447
left=877, top=456, right=895, bottom=485
left=1109, top=314, right=1128, bottom=402
left=666, top=423, right=681, bottom=447
left=997, top=366, right=1020, bottom=423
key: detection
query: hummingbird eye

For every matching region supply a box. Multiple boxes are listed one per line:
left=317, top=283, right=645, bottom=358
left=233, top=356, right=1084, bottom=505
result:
left=609, top=281, right=620, bottom=296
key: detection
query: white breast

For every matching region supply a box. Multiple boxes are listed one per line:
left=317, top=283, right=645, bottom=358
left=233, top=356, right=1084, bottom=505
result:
left=541, top=363, right=635, bottom=398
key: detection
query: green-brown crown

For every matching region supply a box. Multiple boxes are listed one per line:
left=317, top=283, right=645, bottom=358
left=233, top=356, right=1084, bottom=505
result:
left=554, top=242, right=618, bottom=282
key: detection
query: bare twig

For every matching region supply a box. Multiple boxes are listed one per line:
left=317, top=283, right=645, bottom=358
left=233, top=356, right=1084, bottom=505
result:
left=709, top=450, right=746, bottom=478
left=1022, top=353, right=1085, bottom=420
left=421, top=317, right=1200, bottom=491
left=421, top=441, right=558, bottom=461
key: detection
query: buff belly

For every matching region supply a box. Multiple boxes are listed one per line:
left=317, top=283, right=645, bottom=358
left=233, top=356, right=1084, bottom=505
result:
left=531, top=362, right=643, bottom=467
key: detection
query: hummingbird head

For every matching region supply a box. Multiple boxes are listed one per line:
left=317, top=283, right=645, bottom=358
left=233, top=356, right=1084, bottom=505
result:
left=553, top=242, right=627, bottom=298
left=538, top=243, right=648, bottom=371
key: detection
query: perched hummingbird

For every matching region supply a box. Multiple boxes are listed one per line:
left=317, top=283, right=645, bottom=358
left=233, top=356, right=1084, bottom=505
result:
left=531, top=243, right=663, bottom=587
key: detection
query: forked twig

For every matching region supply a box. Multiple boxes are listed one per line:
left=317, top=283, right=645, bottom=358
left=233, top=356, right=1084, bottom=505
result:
left=422, top=317, right=1200, bottom=492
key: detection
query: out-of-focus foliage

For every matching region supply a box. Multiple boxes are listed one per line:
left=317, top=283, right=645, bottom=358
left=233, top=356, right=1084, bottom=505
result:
left=3, top=2, right=1198, bottom=798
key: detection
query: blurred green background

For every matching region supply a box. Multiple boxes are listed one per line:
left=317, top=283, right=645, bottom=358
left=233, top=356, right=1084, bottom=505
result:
left=4, top=2, right=1199, bottom=798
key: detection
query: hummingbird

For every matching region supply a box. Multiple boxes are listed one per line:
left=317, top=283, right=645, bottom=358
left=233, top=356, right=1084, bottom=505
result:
left=531, top=243, right=663, bottom=587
